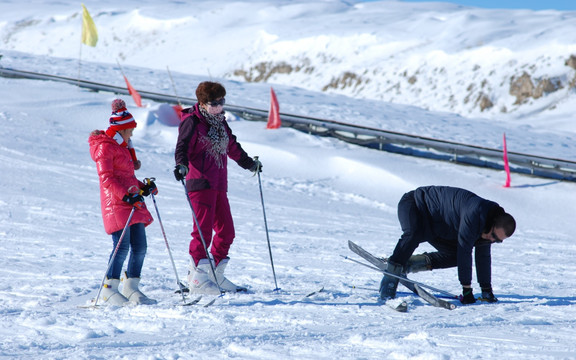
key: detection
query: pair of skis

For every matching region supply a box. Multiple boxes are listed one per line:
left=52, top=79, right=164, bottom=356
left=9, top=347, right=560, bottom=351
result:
left=347, top=240, right=457, bottom=311
left=176, top=282, right=324, bottom=305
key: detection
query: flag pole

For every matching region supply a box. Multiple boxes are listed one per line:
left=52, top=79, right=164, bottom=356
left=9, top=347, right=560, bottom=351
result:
left=503, top=132, right=511, bottom=188
left=116, top=58, right=127, bottom=78
left=116, top=59, right=143, bottom=107
left=78, top=37, right=83, bottom=83
left=166, top=66, right=182, bottom=107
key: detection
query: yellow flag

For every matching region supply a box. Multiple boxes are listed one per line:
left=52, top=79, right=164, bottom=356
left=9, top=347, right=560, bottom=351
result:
left=81, top=4, right=98, bottom=47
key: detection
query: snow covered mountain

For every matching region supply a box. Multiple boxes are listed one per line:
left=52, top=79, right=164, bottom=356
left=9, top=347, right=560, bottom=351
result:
left=1, top=0, right=576, bottom=123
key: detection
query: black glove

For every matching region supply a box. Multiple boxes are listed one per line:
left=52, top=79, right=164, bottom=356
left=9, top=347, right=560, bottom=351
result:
left=480, top=287, right=498, bottom=303
left=122, top=192, right=145, bottom=209
left=250, top=159, right=262, bottom=173
left=174, top=164, right=188, bottom=181
left=459, top=287, right=477, bottom=304
left=140, top=178, right=158, bottom=197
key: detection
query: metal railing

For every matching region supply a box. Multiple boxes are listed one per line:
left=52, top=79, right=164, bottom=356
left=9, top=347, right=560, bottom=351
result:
left=2, top=66, right=575, bottom=182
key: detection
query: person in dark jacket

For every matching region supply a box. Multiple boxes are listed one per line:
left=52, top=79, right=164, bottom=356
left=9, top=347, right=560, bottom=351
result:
left=380, top=186, right=516, bottom=305
left=174, top=81, right=261, bottom=295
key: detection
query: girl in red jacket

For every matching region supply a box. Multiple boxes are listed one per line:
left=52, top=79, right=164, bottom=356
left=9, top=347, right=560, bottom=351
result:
left=89, top=99, right=157, bottom=305
left=174, top=82, right=261, bottom=294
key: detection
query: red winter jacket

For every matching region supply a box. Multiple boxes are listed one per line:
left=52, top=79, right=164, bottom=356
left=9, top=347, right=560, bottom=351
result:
left=174, top=104, right=255, bottom=192
left=89, top=130, right=153, bottom=234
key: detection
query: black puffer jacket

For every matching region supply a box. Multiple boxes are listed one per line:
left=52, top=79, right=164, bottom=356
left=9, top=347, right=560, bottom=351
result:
left=413, top=186, right=500, bottom=287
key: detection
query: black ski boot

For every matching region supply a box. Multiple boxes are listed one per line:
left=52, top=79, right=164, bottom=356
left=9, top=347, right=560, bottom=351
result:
left=379, top=261, right=403, bottom=300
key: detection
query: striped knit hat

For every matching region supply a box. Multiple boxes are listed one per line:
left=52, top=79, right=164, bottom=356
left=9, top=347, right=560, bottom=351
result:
left=109, top=99, right=137, bottom=131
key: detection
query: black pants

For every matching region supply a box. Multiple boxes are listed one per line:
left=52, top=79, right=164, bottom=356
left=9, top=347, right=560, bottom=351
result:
left=388, top=191, right=457, bottom=270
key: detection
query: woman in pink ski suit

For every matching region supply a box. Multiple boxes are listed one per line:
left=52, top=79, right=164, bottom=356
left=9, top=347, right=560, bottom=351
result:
left=174, top=81, right=261, bottom=294
left=89, top=99, right=157, bottom=305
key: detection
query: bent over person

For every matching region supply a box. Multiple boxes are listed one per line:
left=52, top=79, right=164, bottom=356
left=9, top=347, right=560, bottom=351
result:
left=174, top=81, right=261, bottom=295
left=380, top=185, right=516, bottom=305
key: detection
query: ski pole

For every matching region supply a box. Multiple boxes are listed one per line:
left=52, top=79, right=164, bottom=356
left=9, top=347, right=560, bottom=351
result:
left=254, top=156, right=280, bottom=291
left=145, top=178, right=187, bottom=303
left=179, top=179, right=224, bottom=295
left=94, top=206, right=136, bottom=306
left=341, top=255, right=459, bottom=299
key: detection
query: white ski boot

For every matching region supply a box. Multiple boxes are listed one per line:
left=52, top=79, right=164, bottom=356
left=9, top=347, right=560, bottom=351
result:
left=101, top=278, right=129, bottom=306
left=187, top=258, right=222, bottom=295
left=209, top=257, right=245, bottom=292
left=121, top=272, right=157, bottom=305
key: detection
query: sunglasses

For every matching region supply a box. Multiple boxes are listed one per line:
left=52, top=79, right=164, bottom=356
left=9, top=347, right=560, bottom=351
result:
left=206, top=98, right=225, bottom=107
left=491, top=228, right=504, bottom=243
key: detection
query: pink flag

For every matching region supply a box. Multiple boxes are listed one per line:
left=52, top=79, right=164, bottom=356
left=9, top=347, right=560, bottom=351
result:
left=172, top=104, right=183, bottom=121
left=503, top=133, right=511, bottom=187
left=267, top=87, right=281, bottom=129
left=123, top=75, right=142, bottom=107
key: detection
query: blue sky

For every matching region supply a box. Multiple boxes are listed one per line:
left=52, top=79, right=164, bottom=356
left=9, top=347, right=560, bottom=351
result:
left=392, top=0, right=574, bottom=11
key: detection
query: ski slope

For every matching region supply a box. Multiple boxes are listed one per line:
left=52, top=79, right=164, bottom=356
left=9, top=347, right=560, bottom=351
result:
left=1, top=1, right=576, bottom=359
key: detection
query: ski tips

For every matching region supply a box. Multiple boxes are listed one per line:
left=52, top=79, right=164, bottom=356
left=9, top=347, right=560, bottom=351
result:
left=77, top=304, right=101, bottom=310
left=203, top=298, right=217, bottom=307
left=180, top=296, right=202, bottom=306
left=304, top=286, right=325, bottom=298
left=394, top=301, right=409, bottom=312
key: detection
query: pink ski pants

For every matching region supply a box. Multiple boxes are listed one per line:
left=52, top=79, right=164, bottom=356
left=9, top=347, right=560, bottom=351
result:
left=187, top=189, right=235, bottom=266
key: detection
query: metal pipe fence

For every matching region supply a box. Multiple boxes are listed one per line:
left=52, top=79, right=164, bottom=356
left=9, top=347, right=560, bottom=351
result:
left=3, top=66, right=575, bottom=182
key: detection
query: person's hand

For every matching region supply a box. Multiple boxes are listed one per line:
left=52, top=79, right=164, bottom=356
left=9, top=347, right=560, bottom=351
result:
left=141, top=178, right=158, bottom=197
left=250, top=159, right=262, bottom=173
left=174, top=164, right=188, bottom=181
left=459, top=287, right=477, bottom=304
left=479, top=287, right=498, bottom=303
left=122, top=192, right=145, bottom=209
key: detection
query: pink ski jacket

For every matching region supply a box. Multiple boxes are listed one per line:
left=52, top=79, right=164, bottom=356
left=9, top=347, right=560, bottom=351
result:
left=174, top=104, right=255, bottom=192
left=89, top=130, right=153, bottom=234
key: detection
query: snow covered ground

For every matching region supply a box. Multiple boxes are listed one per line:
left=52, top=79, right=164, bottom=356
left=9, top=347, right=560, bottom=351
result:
left=1, top=1, right=576, bottom=359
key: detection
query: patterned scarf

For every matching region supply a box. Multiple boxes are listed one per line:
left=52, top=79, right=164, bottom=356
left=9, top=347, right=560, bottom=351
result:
left=199, top=105, right=229, bottom=168
left=105, top=128, right=138, bottom=163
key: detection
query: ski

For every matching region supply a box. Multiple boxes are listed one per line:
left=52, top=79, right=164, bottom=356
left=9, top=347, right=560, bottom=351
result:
left=343, top=254, right=453, bottom=310
left=347, top=240, right=457, bottom=310
left=383, top=298, right=408, bottom=312
left=78, top=294, right=204, bottom=309
left=304, top=286, right=324, bottom=298
left=174, top=284, right=324, bottom=306
left=77, top=297, right=116, bottom=309
left=176, top=281, right=248, bottom=294
left=201, top=297, right=218, bottom=307
left=77, top=303, right=102, bottom=310
left=180, top=295, right=203, bottom=306
left=348, top=240, right=458, bottom=298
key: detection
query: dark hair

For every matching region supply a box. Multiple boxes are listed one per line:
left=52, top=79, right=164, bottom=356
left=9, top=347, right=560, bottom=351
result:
left=494, top=212, right=516, bottom=237
left=195, top=81, right=226, bottom=104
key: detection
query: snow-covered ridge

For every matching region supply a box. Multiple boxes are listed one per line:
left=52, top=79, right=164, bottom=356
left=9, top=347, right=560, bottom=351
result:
left=1, top=0, right=576, bottom=122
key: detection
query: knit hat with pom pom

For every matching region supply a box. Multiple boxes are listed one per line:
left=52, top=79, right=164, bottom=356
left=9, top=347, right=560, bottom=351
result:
left=105, top=99, right=140, bottom=170
left=108, top=99, right=137, bottom=131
